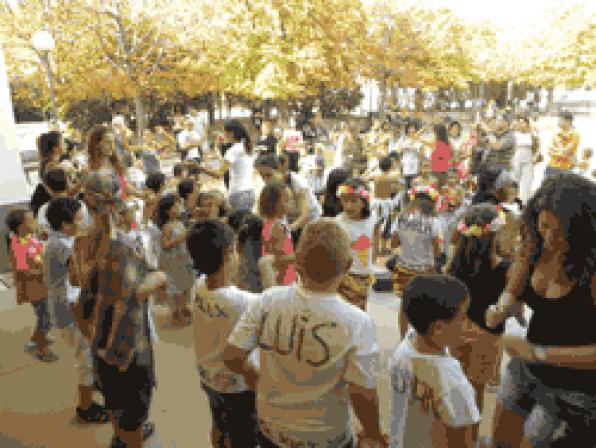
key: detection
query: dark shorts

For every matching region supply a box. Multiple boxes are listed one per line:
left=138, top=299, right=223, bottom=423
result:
left=96, top=356, right=153, bottom=431
left=498, top=357, right=596, bottom=447
left=258, top=433, right=354, bottom=448
left=202, top=384, right=257, bottom=448
left=31, top=298, right=50, bottom=334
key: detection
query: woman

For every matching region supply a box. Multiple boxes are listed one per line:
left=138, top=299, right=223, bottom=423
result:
left=200, top=119, right=256, bottom=213
left=322, top=168, right=350, bottom=218
left=398, top=121, right=424, bottom=195
left=31, top=132, right=62, bottom=217
left=487, top=173, right=596, bottom=448
left=512, top=116, right=539, bottom=205
left=255, top=153, right=321, bottom=243
left=447, top=204, right=509, bottom=446
left=429, top=123, right=452, bottom=187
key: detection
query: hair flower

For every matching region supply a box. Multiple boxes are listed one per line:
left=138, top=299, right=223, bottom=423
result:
left=409, top=185, right=439, bottom=202
left=337, top=185, right=370, bottom=201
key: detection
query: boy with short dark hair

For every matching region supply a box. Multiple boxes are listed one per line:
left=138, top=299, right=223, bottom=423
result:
left=390, top=274, right=479, bottom=447
left=187, top=219, right=259, bottom=447
left=224, top=218, right=387, bottom=448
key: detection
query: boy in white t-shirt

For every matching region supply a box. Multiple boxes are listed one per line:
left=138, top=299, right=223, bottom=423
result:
left=187, top=220, right=259, bottom=447
left=224, top=219, right=387, bottom=448
left=390, top=274, right=480, bottom=448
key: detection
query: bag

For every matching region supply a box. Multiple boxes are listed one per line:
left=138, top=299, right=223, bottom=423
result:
left=14, top=269, right=47, bottom=304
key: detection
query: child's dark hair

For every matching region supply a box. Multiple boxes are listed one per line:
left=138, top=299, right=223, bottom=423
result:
left=259, top=181, right=286, bottom=218
left=173, top=163, right=185, bottom=177
left=447, top=204, right=498, bottom=279
left=44, top=168, right=68, bottom=193
left=228, top=210, right=251, bottom=233
left=6, top=208, right=28, bottom=234
left=156, top=194, right=177, bottom=229
left=187, top=219, right=235, bottom=275
left=145, top=172, right=165, bottom=193
left=340, top=178, right=370, bottom=218
left=255, top=153, right=282, bottom=170
left=322, top=168, right=349, bottom=217
left=37, top=131, right=61, bottom=160
left=379, top=156, right=392, bottom=172
left=46, top=197, right=81, bottom=232
left=407, top=191, right=436, bottom=217
left=178, top=179, right=195, bottom=201
left=404, top=120, right=418, bottom=135
left=238, top=214, right=263, bottom=248
left=224, top=119, right=253, bottom=155
left=434, top=123, right=449, bottom=145
left=403, top=274, right=469, bottom=335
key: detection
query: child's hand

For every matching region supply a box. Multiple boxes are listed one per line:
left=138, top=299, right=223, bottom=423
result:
left=503, top=335, right=535, bottom=362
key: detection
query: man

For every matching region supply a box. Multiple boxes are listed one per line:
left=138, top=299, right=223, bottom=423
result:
left=282, top=117, right=303, bottom=172
left=176, top=120, right=200, bottom=162
left=189, top=107, right=209, bottom=154
left=545, top=111, right=580, bottom=180
left=484, top=114, right=515, bottom=173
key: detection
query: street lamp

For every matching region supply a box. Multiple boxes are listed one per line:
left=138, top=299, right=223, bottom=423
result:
left=32, top=30, right=58, bottom=123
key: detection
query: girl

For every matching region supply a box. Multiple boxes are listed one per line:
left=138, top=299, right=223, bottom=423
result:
left=446, top=204, right=509, bottom=446
left=335, top=179, right=379, bottom=311
left=157, top=194, right=194, bottom=326
left=258, top=182, right=296, bottom=289
left=322, top=168, right=349, bottom=218
left=391, top=185, right=442, bottom=338
left=237, top=214, right=264, bottom=293
left=398, top=121, right=424, bottom=195
left=429, top=123, right=452, bottom=187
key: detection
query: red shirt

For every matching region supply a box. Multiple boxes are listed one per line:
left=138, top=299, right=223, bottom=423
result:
left=431, top=141, right=452, bottom=173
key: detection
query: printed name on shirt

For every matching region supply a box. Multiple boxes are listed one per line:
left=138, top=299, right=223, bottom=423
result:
left=196, top=291, right=229, bottom=318
left=392, top=367, right=442, bottom=418
left=257, top=312, right=337, bottom=367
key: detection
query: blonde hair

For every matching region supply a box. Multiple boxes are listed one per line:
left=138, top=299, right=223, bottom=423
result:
left=295, top=219, right=352, bottom=285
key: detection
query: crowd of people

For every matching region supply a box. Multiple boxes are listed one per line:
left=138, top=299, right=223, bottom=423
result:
left=5, top=106, right=595, bottom=448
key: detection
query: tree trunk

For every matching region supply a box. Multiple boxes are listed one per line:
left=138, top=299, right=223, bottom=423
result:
left=414, top=89, right=424, bottom=112
left=134, top=95, right=145, bottom=144
left=379, top=71, right=387, bottom=120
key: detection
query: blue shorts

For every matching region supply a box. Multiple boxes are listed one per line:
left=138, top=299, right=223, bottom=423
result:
left=202, top=383, right=257, bottom=448
left=498, top=357, right=596, bottom=447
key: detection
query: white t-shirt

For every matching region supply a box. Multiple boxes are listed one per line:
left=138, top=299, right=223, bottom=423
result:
left=336, top=212, right=377, bottom=275
left=390, top=334, right=480, bottom=448
left=288, top=172, right=321, bottom=222
left=193, top=277, right=258, bottom=393
left=514, top=131, right=534, bottom=164
left=224, top=142, right=255, bottom=194
left=392, top=212, right=441, bottom=270
left=399, top=137, right=422, bottom=177
left=177, top=130, right=200, bottom=151
left=229, top=283, right=379, bottom=447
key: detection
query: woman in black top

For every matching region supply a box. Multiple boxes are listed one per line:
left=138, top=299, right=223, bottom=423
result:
left=487, top=172, right=596, bottom=448
left=447, top=203, right=510, bottom=446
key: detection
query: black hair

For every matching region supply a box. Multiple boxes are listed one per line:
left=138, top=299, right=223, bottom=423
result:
left=434, top=123, right=449, bottom=145
left=173, top=163, right=185, bottom=177
left=259, top=181, right=287, bottom=218
left=379, top=156, right=392, bottom=172
left=559, top=111, right=573, bottom=123
left=30, top=183, right=52, bottom=218
left=44, top=168, right=68, bottom=193
left=403, top=274, right=469, bottom=335
left=339, top=178, right=370, bottom=218
left=178, top=179, right=195, bottom=201
left=46, top=197, right=81, bottom=232
left=449, top=120, right=462, bottom=138
left=522, top=172, right=596, bottom=287
left=224, top=119, right=253, bottom=155
left=188, top=166, right=200, bottom=177
left=322, top=168, right=350, bottom=218
left=238, top=214, right=263, bottom=248
left=6, top=208, right=28, bottom=234
left=472, top=166, right=501, bottom=205
left=37, top=131, right=61, bottom=160
left=255, top=153, right=282, bottom=170
left=145, top=172, right=165, bottom=193
left=187, top=219, right=235, bottom=275
left=156, top=194, right=177, bottom=229
left=227, top=210, right=251, bottom=233
left=447, top=204, right=498, bottom=280
left=404, top=190, right=436, bottom=217
left=404, top=120, right=418, bottom=135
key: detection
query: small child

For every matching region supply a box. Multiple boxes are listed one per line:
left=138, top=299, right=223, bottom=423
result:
left=177, top=178, right=196, bottom=226
left=187, top=219, right=259, bottom=448
left=237, top=215, right=264, bottom=293
left=157, top=194, right=194, bottom=326
left=369, top=156, right=401, bottom=256
left=336, top=179, right=379, bottom=311
left=45, top=197, right=109, bottom=423
left=413, top=159, right=438, bottom=190
left=224, top=219, right=387, bottom=448
left=6, top=208, right=53, bottom=361
left=258, top=181, right=296, bottom=289
left=390, top=274, right=479, bottom=448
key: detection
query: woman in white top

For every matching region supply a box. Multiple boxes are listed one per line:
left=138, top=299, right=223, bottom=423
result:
left=201, top=119, right=256, bottom=213
left=399, top=121, right=424, bottom=193
left=512, top=116, right=538, bottom=205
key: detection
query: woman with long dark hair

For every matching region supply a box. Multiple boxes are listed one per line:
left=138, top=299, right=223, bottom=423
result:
left=487, top=172, right=596, bottom=448
left=322, top=167, right=349, bottom=217
left=430, top=123, right=452, bottom=187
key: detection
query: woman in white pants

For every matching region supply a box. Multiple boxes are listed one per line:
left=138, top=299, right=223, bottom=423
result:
left=512, top=116, right=538, bottom=205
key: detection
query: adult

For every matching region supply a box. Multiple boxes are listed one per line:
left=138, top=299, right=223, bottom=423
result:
left=31, top=131, right=62, bottom=217
left=322, top=167, right=350, bottom=218
left=188, top=107, right=209, bottom=154
left=176, top=120, right=200, bottom=162
left=545, top=111, right=580, bottom=180
left=256, top=120, right=277, bottom=155
left=201, top=120, right=256, bottom=213
left=487, top=173, right=596, bottom=448
left=484, top=114, right=515, bottom=173
left=281, top=117, right=303, bottom=172
left=398, top=121, right=424, bottom=194
left=512, top=116, right=539, bottom=204
left=428, top=123, right=452, bottom=187
left=255, top=154, right=321, bottom=243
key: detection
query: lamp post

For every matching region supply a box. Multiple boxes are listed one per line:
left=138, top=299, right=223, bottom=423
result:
left=32, top=30, right=57, bottom=123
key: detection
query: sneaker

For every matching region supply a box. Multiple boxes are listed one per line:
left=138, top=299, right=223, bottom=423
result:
left=35, top=350, right=59, bottom=362
left=76, top=402, right=109, bottom=423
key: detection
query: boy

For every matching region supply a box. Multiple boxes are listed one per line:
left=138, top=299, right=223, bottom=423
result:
left=369, top=156, right=401, bottom=257
left=45, top=197, right=109, bottom=423
left=187, top=219, right=259, bottom=447
left=390, top=275, right=479, bottom=448
left=224, top=219, right=387, bottom=448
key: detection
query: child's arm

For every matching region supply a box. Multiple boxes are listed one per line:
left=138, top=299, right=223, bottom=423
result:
left=444, top=425, right=475, bottom=448
left=160, top=224, right=188, bottom=250
left=258, top=256, right=277, bottom=290
left=136, top=271, right=168, bottom=304
left=289, top=190, right=311, bottom=233
left=349, top=384, right=387, bottom=446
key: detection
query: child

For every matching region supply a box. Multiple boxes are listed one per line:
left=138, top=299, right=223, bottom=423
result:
left=142, top=172, right=165, bottom=225
left=237, top=215, right=264, bottom=293
left=412, top=159, right=438, bottom=190
left=369, top=156, right=401, bottom=257
left=157, top=194, right=194, bottom=326
left=390, top=274, right=479, bottom=448
left=177, top=178, right=195, bottom=225
left=336, top=179, right=379, bottom=311
left=224, top=219, right=387, bottom=448
left=187, top=219, right=259, bottom=448
left=166, top=163, right=185, bottom=193
left=45, top=197, right=109, bottom=423
left=258, top=181, right=296, bottom=289
left=390, top=186, right=442, bottom=338
left=6, top=208, right=53, bottom=361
